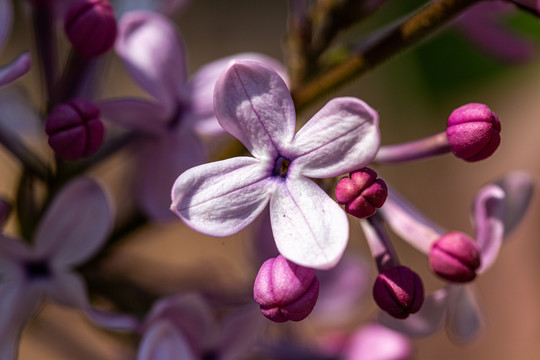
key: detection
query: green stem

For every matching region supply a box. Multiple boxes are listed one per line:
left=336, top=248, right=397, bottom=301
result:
left=291, top=0, right=483, bottom=111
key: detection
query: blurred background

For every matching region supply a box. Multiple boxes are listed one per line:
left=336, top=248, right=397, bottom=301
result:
left=2, top=0, right=540, bottom=359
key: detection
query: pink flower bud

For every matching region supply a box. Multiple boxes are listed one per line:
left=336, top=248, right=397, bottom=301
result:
left=254, top=255, right=319, bottom=322
left=372, top=265, right=424, bottom=319
left=429, top=231, right=481, bottom=283
left=45, top=98, right=105, bottom=160
left=446, top=103, right=501, bottom=162
left=65, top=0, right=117, bottom=57
left=335, top=167, right=388, bottom=218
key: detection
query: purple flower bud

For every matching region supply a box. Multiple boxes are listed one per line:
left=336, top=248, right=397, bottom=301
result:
left=65, top=0, right=117, bottom=57
left=373, top=266, right=424, bottom=319
left=335, top=167, right=388, bottom=218
left=446, top=103, right=501, bottom=162
left=254, top=255, right=319, bottom=322
left=45, top=98, right=105, bottom=160
left=429, top=231, right=481, bottom=283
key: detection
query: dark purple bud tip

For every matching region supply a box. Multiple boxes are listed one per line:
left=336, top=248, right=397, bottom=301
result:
left=65, top=0, right=117, bottom=57
left=45, top=98, right=105, bottom=160
left=429, top=231, right=481, bottom=283
left=446, top=103, right=501, bottom=162
left=254, top=255, right=319, bottom=323
left=335, top=167, right=388, bottom=219
left=373, top=266, right=424, bottom=319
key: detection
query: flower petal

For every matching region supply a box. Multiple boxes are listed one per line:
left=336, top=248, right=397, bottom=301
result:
left=0, top=281, right=40, bottom=360
left=445, top=285, right=484, bottom=344
left=187, top=52, right=288, bottom=137
left=116, top=10, right=186, bottom=111
left=137, top=130, right=205, bottom=221
left=138, top=320, right=197, bottom=360
left=214, top=60, right=296, bottom=159
left=0, top=52, right=32, bottom=87
left=379, top=287, right=449, bottom=337
left=288, top=97, right=380, bottom=178
left=145, top=293, right=219, bottom=353
left=219, top=304, right=264, bottom=360
left=34, top=177, right=113, bottom=268
left=98, top=97, right=169, bottom=134
left=472, top=183, right=505, bottom=274
left=379, top=187, right=445, bottom=254
left=494, top=170, right=535, bottom=236
left=171, top=157, right=273, bottom=236
left=270, top=176, right=348, bottom=269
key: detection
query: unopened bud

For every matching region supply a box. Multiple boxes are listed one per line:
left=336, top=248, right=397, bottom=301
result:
left=335, top=167, right=387, bottom=218
left=446, top=103, right=501, bottom=162
left=373, top=265, right=424, bottom=319
left=254, top=255, right=319, bottom=322
left=65, top=0, right=117, bottom=57
left=429, top=231, right=481, bottom=283
left=45, top=98, right=104, bottom=160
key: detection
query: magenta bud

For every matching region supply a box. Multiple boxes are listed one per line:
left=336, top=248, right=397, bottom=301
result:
left=446, top=103, right=501, bottom=162
left=45, top=98, right=105, bottom=160
left=373, top=266, right=424, bottom=319
left=429, top=231, right=481, bottom=283
left=65, top=0, right=117, bottom=57
left=254, top=255, right=319, bottom=322
left=335, top=167, right=388, bottom=219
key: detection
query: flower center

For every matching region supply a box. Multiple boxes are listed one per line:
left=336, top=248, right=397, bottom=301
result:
left=273, top=156, right=290, bottom=179
left=167, top=100, right=190, bottom=130
left=24, top=260, right=51, bottom=280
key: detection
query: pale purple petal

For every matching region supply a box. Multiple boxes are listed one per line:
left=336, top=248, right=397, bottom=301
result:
left=495, top=170, right=535, bottom=235
left=0, top=0, right=12, bottom=51
left=34, top=177, right=113, bottom=268
left=138, top=320, right=197, bottom=360
left=313, top=254, right=371, bottom=324
left=145, top=293, right=218, bottom=353
left=171, top=157, right=274, bottom=236
left=445, top=285, right=484, bottom=343
left=98, top=98, right=169, bottom=134
left=213, top=60, right=296, bottom=160
left=0, top=282, right=41, bottom=360
left=219, top=303, right=264, bottom=360
left=379, top=187, right=445, bottom=254
left=45, top=271, right=139, bottom=331
left=116, top=10, right=186, bottom=111
left=472, top=184, right=505, bottom=274
left=0, top=235, right=32, bottom=278
left=270, top=176, right=349, bottom=269
left=137, top=130, right=205, bottom=221
left=188, top=52, right=287, bottom=137
left=288, top=97, right=380, bottom=178
left=0, top=52, right=32, bottom=87
left=344, top=323, right=414, bottom=360
left=456, top=3, right=534, bottom=63
left=379, top=288, right=449, bottom=337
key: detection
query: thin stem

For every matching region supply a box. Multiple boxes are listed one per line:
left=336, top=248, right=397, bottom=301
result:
left=360, top=214, right=400, bottom=272
left=374, top=131, right=451, bottom=164
left=291, top=0, right=483, bottom=111
left=32, top=4, right=58, bottom=108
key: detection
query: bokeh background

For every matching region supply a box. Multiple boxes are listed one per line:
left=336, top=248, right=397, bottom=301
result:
left=2, top=0, right=540, bottom=359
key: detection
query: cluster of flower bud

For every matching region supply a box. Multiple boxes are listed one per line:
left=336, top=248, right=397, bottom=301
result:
left=336, top=167, right=387, bottom=219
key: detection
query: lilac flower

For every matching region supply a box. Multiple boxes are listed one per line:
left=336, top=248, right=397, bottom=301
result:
left=0, top=177, right=136, bottom=359
left=100, top=10, right=287, bottom=220
left=0, top=0, right=31, bottom=87
left=138, top=293, right=264, bottom=360
left=171, top=60, right=380, bottom=269
left=379, top=171, right=534, bottom=342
